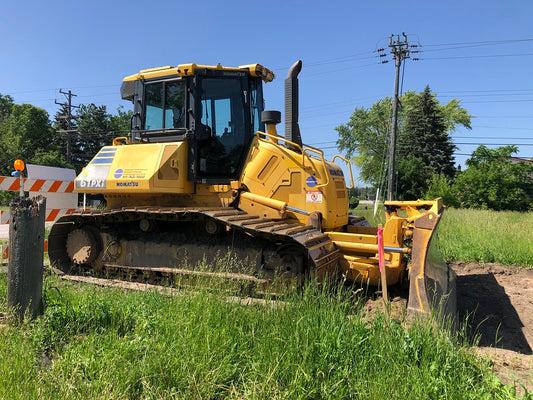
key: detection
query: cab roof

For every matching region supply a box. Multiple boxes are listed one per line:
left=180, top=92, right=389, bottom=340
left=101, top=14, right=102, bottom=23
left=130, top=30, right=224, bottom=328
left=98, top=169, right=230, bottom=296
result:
left=123, top=63, right=275, bottom=83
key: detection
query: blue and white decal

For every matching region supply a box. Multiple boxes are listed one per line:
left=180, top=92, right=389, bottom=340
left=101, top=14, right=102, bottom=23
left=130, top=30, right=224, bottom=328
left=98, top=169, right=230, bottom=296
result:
left=306, top=176, right=318, bottom=188
left=90, top=147, right=117, bottom=165
left=76, top=147, right=117, bottom=189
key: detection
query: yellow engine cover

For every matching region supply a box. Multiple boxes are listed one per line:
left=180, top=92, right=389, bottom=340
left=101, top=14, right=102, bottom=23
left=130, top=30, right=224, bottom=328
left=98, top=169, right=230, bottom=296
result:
left=239, top=137, right=349, bottom=230
left=75, top=143, right=193, bottom=194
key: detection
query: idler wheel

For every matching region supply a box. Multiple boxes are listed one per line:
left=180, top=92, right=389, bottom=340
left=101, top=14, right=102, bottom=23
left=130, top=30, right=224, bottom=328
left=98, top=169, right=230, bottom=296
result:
left=66, top=228, right=100, bottom=264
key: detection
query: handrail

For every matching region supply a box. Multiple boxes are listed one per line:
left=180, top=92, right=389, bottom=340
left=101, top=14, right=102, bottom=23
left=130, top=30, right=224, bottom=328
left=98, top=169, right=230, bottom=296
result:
left=113, top=136, right=131, bottom=146
left=256, top=131, right=330, bottom=188
left=302, top=147, right=329, bottom=188
left=332, top=155, right=354, bottom=189
left=256, top=130, right=303, bottom=153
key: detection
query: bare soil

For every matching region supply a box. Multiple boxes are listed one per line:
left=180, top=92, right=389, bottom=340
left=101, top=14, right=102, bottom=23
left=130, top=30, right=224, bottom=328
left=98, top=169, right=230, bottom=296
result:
left=451, top=262, right=533, bottom=392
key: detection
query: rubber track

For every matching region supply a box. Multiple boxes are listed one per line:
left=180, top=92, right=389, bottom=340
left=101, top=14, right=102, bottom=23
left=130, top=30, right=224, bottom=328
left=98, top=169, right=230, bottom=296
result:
left=58, top=207, right=340, bottom=275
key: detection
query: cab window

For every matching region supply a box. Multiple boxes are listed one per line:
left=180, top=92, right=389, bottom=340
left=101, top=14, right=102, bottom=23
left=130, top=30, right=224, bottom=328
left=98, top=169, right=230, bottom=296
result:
left=144, top=80, right=186, bottom=131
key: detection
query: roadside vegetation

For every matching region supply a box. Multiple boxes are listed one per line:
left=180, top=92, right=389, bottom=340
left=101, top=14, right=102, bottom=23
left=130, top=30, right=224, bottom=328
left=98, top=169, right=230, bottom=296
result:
left=353, top=205, right=533, bottom=269
left=437, top=208, right=533, bottom=269
left=339, top=88, right=533, bottom=213
left=0, top=273, right=525, bottom=399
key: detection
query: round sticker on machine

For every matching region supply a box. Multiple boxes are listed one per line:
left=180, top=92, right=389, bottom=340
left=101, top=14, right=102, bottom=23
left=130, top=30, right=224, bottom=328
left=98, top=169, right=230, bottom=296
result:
left=114, top=169, right=124, bottom=179
left=306, top=176, right=318, bottom=188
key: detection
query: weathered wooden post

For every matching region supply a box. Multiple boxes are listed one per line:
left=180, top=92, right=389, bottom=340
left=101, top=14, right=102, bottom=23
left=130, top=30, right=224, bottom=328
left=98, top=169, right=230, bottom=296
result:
left=7, top=196, right=46, bottom=320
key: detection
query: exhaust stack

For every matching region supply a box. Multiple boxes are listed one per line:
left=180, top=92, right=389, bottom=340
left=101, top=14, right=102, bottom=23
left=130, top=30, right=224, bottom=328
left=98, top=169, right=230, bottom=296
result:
left=285, top=60, right=303, bottom=149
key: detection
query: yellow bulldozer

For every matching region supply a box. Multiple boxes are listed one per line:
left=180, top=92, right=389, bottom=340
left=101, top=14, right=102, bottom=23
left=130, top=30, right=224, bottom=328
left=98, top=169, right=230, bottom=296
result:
left=49, top=61, right=455, bottom=315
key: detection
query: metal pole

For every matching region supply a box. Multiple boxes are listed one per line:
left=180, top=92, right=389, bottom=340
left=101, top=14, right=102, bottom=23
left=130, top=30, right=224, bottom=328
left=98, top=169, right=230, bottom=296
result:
left=19, top=173, right=24, bottom=198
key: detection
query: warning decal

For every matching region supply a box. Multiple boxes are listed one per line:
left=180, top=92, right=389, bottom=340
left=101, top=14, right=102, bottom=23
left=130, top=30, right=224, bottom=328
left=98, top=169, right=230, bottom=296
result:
left=306, top=190, right=323, bottom=203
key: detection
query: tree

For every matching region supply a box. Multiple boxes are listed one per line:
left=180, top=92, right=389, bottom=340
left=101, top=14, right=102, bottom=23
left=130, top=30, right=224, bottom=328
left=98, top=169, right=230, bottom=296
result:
left=108, top=106, right=132, bottom=137
left=396, top=155, right=427, bottom=200
left=454, top=145, right=533, bottom=211
left=0, top=102, right=67, bottom=205
left=0, top=94, right=14, bottom=123
left=336, top=88, right=472, bottom=197
left=336, top=98, right=393, bottom=187
left=52, top=103, right=133, bottom=173
left=401, top=86, right=457, bottom=179
left=0, top=103, right=66, bottom=176
left=424, top=173, right=460, bottom=208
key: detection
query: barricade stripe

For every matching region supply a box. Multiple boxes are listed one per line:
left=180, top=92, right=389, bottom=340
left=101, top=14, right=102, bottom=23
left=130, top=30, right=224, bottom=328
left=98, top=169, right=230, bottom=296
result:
left=0, top=240, right=49, bottom=259
left=58, top=181, right=70, bottom=193
left=48, top=181, right=62, bottom=192
left=46, top=209, right=60, bottom=222
left=29, top=179, right=46, bottom=192
left=8, top=180, right=20, bottom=191
left=1, top=208, right=75, bottom=225
left=0, top=176, right=75, bottom=193
left=0, top=211, right=10, bottom=224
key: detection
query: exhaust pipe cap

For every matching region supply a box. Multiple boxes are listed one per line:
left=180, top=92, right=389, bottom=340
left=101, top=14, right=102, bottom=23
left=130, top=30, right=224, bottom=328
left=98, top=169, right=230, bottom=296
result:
left=261, top=110, right=281, bottom=125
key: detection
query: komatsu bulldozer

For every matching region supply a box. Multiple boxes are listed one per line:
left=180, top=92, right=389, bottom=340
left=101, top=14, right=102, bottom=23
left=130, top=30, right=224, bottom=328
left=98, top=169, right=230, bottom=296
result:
left=49, top=61, right=455, bottom=315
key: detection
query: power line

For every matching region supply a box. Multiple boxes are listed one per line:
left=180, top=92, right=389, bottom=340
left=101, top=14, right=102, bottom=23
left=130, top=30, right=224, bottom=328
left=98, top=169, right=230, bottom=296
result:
left=314, top=146, right=533, bottom=159
left=438, top=88, right=533, bottom=94
left=422, top=53, right=533, bottom=61
left=311, top=141, right=533, bottom=149
left=454, top=152, right=532, bottom=158
left=454, top=142, right=533, bottom=146
left=421, top=38, right=533, bottom=48
left=5, top=84, right=118, bottom=96
left=474, top=115, right=533, bottom=119
left=451, top=98, right=533, bottom=103
left=271, top=51, right=377, bottom=70
left=467, top=125, right=533, bottom=131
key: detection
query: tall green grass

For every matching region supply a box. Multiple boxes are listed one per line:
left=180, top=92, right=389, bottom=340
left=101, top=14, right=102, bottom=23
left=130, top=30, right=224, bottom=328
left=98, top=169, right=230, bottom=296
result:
left=0, top=273, right=522, bottom=399
left=438, top=208, right=533, bottom=268
left=353, top=205, right=533, bottom=268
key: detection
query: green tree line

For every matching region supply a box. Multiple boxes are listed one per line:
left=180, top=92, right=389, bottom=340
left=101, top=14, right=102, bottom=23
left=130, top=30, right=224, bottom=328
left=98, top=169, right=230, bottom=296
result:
left=0, top=93, right=131, bottom=176
left=337, top=86, right=533, bottom=211
left=0, top=93, right=131, bottom=205
left=0, top=88, right=531, bottom=212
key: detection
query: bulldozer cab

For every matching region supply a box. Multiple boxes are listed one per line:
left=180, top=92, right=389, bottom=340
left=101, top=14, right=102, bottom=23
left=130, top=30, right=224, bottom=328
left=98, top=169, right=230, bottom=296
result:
left=121, top=64, right=269, bottom=184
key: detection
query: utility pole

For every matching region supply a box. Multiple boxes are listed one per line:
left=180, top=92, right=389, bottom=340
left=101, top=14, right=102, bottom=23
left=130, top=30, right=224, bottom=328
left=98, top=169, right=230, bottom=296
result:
left=55, top=89, right=79, bottom=164
left=386, top=33, right=410, bottom=201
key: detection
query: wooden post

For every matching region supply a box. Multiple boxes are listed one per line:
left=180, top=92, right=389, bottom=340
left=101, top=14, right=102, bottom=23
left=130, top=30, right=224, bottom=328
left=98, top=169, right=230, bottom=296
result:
left=7, top=196, right=46, bottom=320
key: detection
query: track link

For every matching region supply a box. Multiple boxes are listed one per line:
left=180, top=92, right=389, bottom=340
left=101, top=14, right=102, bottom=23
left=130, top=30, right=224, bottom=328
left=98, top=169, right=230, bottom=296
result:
left=49, top=207, right=339, bottom=289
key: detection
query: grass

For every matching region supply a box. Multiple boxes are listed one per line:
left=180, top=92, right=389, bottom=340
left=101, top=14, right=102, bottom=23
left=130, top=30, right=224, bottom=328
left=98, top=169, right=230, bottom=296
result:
left=0, top=272, right=526, bottom=399
left=0, top=207, right=530, bottom=397
left=438, top=208, right=533, bottom=268
left=353, top=205, right=533, bottom=269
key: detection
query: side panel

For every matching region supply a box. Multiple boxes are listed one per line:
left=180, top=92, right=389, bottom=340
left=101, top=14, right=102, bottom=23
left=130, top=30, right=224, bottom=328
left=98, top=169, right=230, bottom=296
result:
left=75, top=143, right=194, bottom=194
left=239, top=137, right=348, bottom=229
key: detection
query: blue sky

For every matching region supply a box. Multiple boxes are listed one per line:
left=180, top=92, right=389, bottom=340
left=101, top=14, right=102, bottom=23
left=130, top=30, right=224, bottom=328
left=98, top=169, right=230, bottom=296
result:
left=1, top=1, right=532, bottom=185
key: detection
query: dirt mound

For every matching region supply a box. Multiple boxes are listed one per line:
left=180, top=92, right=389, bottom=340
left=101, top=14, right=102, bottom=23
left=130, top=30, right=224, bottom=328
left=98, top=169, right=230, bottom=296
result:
left=451, top=262, right=533, bottom=392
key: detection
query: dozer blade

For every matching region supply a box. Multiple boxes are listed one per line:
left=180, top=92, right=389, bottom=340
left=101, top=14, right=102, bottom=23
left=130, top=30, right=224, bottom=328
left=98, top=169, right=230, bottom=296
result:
left=406, top=202, right=456, bottom=319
